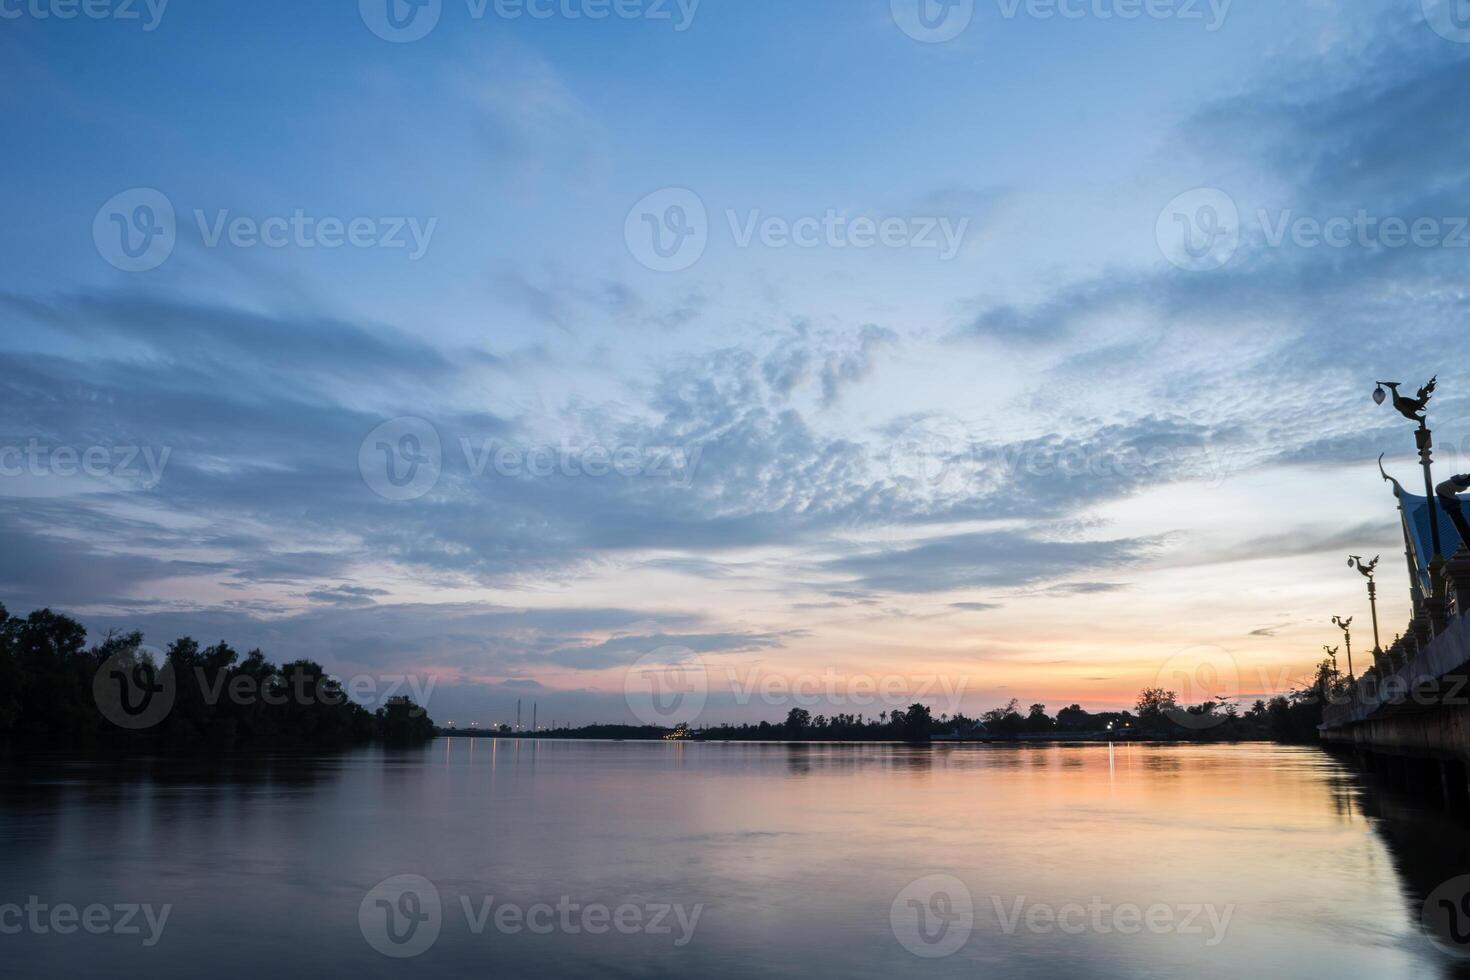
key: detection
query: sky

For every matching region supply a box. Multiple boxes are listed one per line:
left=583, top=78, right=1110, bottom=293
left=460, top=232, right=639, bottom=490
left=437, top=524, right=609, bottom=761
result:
left=3, top=0, right=1470, bottom=727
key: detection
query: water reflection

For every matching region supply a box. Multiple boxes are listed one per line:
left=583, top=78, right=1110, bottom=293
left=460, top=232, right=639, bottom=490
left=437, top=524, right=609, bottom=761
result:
left=1349, top=760, right=1470, bottom=978
left=0, top=742, right=1464, bottom=978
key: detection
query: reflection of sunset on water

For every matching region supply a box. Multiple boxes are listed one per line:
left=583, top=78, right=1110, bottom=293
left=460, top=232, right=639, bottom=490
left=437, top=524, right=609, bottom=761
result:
left=14, top=741, right=1442, bottom=977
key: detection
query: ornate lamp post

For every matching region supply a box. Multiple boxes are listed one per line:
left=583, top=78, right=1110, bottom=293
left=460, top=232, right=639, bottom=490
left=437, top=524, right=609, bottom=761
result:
left=1323, top=645, right=1340, bottom=684
left=1348, top=555, right=1383, bottom=665
left=1333, top=616, right=1355, bottom=683
left=1375, top=378, right=1444, bottom=563
left=1376, top=377, right=1452, bottom=636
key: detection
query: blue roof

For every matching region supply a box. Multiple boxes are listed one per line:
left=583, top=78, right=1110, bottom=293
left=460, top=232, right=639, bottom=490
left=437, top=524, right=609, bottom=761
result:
left=1397, top=491, right=1465, bottom=593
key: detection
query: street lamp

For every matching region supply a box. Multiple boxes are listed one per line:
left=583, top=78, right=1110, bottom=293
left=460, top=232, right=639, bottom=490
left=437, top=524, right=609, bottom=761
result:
left=1323, top=645, right=1340, bottom=680
left=1333, top=616, right=1355, bottom=682
left=1374, top=378, right=1443, bottom=565
left=1348, top=555, right=1383, bottom=665
left=1322, top=644, right=1343, bottom=694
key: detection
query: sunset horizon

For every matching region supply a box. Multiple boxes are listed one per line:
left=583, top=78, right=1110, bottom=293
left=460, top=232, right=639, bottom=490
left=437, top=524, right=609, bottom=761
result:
left=8, top=2, right=1470, bottom=977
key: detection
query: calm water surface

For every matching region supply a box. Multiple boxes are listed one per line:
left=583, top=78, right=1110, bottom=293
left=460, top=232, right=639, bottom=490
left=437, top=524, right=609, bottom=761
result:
left=1, top=741, right=1466, bottom=978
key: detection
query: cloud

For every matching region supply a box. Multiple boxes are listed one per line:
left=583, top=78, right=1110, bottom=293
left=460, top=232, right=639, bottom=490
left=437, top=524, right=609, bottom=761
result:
left=1173, top=520, right=1397, bottom=570
left=1042, top=582, right=1128, bottom=596
left=63, top=601, right=719, bottom=678
left=0, top=290, right=493, bottom=392
left=301, top=585, right=391, bottom=607
left=819, top=530, right=1156, bottom=596
left=459, top=43, right=609, bottom=185
left=0, top=291, right=1257, bottom=637
left=948, top=15, right=1470, bottom=506
left=819, top=324, right=897, bottom=407
left=540, top=631, right=793, bottom=671
left=8, top=7, right=1458, bottom=726
left=496, top=269, right=707, bottom=334
left=762, top=343, right=811, bottom=399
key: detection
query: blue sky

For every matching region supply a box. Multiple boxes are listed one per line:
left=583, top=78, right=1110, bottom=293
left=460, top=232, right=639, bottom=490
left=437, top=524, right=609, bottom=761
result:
left=4, top=0, right=1469, bottom=726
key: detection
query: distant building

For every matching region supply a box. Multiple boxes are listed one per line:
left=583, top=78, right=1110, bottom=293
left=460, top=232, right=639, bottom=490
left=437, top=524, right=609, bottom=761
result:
left=932, top=720, right=989, bottom=742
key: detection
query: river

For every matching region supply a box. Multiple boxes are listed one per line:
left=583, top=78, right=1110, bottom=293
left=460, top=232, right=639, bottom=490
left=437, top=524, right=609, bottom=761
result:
left=1, top=741, right=1465, bottom=978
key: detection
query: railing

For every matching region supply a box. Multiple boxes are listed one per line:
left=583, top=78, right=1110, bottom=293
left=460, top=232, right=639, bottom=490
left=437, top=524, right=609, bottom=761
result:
left=1321, top=615, right=1470, bottom=729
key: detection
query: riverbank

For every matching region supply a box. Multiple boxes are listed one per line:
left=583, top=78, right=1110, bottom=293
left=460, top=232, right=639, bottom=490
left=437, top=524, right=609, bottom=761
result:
left=436, top=728, right=1287, bottom=746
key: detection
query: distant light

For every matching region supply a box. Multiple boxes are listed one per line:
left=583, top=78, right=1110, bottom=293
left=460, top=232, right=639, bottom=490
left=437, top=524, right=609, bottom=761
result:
left=1374, top=385, right=1387, bottom=406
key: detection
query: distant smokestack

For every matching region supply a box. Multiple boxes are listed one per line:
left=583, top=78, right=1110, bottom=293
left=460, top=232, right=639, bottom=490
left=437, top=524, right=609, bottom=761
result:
left=533, top=703, right=538, bottom=732
left=517, top=699, right=522, bottom=731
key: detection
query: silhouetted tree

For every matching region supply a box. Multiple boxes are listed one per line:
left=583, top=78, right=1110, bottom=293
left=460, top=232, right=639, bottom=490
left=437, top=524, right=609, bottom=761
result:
left=378, top=696, right=434, bottom=744
left=0, top=604, right=433, bottom=752
left=1056, top=704, right=1091, bottom=730
left=1024, top=703, right=1055, bottom=732
left=897, top=703, right=933, bottom=741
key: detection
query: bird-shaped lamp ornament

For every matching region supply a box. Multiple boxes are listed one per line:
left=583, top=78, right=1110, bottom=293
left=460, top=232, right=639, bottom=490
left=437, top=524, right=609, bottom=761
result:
left=1375, top=377, right=1437, bottom=425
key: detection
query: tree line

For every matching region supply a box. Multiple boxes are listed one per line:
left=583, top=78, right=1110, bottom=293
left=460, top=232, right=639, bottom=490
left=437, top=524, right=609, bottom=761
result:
left=693, top=704, right=939, bottom=741
left=623, top=660, right=1336, bottom=744
left=0, top=604, right=434, bottom=752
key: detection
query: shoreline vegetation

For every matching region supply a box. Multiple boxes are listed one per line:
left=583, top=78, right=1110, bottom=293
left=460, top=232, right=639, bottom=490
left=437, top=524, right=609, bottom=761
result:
left=0, top=604, right=434, bottom=754
left=2, top=601, right=1337, bottom=755
left=442, top=663, right=1338, bottom=746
